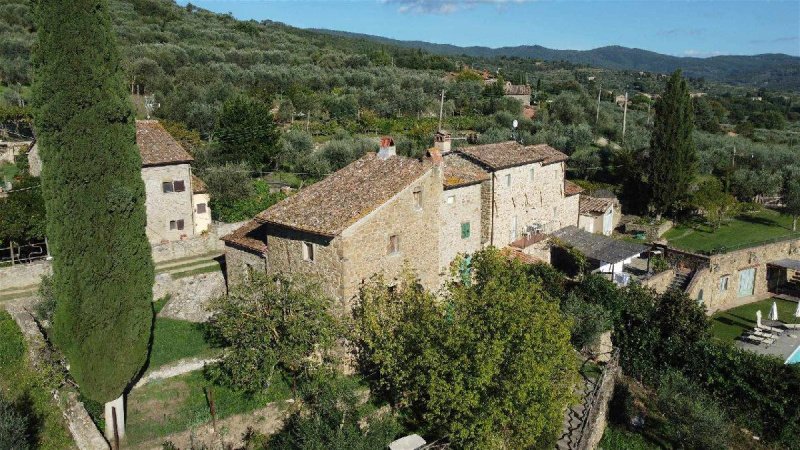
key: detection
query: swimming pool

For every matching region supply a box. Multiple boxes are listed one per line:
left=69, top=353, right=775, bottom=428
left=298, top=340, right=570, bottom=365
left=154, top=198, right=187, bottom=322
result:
left=786, top=345, right=800, bottom=365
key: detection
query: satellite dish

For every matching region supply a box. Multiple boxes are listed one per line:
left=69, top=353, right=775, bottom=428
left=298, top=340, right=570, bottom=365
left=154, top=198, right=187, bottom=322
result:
left=512, top=119, right=518, bottom=129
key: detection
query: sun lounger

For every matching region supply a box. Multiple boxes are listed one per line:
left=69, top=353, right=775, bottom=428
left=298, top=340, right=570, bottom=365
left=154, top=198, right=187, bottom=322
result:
left=783, top=323, right=800, bottom=330
left=752, top=329, right=776, bottom=339
left=741, top=334, right=765, bottom=344
left=756, top=325, right=782, bottom=333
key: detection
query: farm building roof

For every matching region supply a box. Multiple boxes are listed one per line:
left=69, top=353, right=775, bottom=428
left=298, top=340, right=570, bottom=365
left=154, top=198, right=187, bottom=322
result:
left=551, top=226, right=647, bottom=263
left=136, top=120, right=194, bottom=167
left=457, top=141, right=568, bottom=171
left=256, top=153, right=432, bottom=237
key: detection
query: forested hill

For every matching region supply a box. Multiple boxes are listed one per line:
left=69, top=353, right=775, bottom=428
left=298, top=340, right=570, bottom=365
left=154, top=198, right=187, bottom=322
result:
left=314, top=29, right=800, bottom=91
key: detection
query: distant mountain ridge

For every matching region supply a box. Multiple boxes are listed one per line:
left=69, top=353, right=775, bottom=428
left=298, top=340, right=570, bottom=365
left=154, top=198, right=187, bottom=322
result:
left=312, top=29, right=800, bottom=90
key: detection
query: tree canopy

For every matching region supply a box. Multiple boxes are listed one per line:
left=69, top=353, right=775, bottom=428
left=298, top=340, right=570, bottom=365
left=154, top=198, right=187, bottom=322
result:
left=647, top=70, right=697, bottom=217
left=31, top=0, right=153, bottom=403
left=354, top=249, right=578, bottom=449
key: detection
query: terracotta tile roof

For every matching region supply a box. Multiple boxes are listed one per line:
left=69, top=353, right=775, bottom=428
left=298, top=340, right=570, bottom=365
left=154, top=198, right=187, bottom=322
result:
left=256, top=153, right=432, bottom=237
left=509, top=233, right=549, bottom=249
left=579, top=196, right=614, bottom=215
left=192, top=175, right=208, bottom=194
left=222, top=220, right=267, bottom=254
left=502, top=247, right=542, bottom=264
left=458, top=141, right=568, bottom=171
left=136, top=120, right=194, bottom=167
left=564, top=180, right=584, bottom=197
left=504, top=83, right=532, bottom=96
left=443, top=153, right=489, bottom=189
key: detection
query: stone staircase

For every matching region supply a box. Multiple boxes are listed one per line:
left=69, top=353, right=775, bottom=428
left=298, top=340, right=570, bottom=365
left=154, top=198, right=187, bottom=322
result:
left=668, top=269, right=693, bottom=292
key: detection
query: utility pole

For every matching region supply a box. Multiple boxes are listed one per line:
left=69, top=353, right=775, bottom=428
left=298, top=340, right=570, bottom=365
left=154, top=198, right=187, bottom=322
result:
left=622, top=91, right=628, bottom=142
left=438, top=90, right=445, bottom=131
left=595, top=87, right=601, bottom=124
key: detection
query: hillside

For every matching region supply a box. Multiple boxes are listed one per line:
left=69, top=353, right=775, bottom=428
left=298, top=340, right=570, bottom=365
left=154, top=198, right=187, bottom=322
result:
left=314, top=29, right=800, bottom=91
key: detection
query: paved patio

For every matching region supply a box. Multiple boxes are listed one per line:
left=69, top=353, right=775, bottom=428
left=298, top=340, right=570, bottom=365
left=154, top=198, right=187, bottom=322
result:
left=734, top=320, right=800, bottom=363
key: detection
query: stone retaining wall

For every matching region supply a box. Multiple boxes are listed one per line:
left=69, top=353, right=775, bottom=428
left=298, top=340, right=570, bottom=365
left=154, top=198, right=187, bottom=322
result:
left=0, top=260, right=51, bottom=290
left=154, top=270, right=226, bottom=322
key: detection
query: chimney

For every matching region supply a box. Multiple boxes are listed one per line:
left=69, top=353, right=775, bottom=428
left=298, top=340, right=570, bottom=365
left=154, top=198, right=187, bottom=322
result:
left=434, top=130, right=451, bottom=153
left=426, top=147, right=443, bottom=166
left=378, top=136, right=396, bottom=160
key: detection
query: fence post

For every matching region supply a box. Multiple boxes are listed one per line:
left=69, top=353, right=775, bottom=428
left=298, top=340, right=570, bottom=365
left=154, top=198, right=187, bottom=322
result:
left=45, top=237, right=51, bottom=259
left=9, top=242, right=13, bottom=267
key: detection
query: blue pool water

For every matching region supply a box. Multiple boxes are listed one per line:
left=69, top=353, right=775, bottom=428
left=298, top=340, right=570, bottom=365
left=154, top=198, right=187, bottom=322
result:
left=787, top=346, right=800, bottom=365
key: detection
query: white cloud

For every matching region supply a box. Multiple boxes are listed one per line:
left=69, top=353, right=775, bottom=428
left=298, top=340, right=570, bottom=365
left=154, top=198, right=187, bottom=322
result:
left=683, top=49, right=723, bottom=58
left=385, top=0, right=530, bottom=14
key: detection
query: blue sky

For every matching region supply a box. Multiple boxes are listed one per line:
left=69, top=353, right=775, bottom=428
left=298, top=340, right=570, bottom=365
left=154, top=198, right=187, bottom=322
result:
left=176, top=0, right=800, bottom=57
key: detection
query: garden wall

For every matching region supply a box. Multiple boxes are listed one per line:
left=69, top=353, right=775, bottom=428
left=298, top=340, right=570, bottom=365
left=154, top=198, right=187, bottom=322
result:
left=0, top=260, right=51, bottom=290
left=151, top=220, right=246, bottom=264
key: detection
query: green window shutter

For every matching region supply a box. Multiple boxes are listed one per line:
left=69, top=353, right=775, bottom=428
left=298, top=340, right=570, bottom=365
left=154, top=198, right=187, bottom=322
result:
left=461, top=222, right=471, bottom=239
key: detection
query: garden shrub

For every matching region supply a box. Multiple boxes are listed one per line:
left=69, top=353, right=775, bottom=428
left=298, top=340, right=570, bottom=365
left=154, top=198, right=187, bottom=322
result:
left=0, top=393, right=31, bottom=450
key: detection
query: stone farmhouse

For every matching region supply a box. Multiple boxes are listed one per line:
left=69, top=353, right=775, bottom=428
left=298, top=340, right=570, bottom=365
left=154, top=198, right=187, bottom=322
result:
left=29, top=120, right=211, bottom=244
left=223, top=137, right=582, bottom=305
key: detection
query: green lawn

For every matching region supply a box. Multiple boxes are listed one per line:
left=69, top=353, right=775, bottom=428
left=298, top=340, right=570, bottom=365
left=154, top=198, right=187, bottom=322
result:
left=125, top=369, right=293, bottom=446
left=664, top=210, right=799, bottom=254
left=599, top=425, right=660, bottom=450
left=710, top=297, right=800, bottom=342
left=148, top=317, right=218, bottom=371
left=0, top=161, right=19, bottom=182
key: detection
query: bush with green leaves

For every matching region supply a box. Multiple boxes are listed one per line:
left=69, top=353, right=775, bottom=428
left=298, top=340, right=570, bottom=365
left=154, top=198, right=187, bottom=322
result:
left=562, top=292, right=612, bottom=351
left=206, top=274, right=338, bottom=395
left=265, top=372, right=402, bottom=450
left=354, top=249, right=578, bottom=449
left=655, top=371, right=731, bottom=450
left=0, top=393, right=31, bottom=450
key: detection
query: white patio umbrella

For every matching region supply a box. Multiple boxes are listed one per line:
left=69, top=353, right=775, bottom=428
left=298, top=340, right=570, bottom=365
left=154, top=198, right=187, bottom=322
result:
left=769, top=301, right=779, bottom=321
left=756, top=310, right=762, bottom=328
left=794, top=301, right=800, bottom=318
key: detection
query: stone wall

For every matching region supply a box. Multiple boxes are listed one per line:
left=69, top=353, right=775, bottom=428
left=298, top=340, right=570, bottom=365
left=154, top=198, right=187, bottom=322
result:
left=480, top=180, right=492, bottom=244
left=151, top=221, right=243, bottom=264
left=440, top=183, right=483, bottom=273
left=0, top=260, right=51, bottom=290
left=490, top=161, right=577, bottom=247
left=686, top=237, right=800, bottom=312
left=642, top=269, right=675, bottom=294
left=153, top=270, right=226, bottom=322
left=224, top=244, right=268, bottom=289
left=142, top=163, right=195, bottom=244
left=339, top=168, right=442, bottom=305
left=264, top=229, right=344, bottom=303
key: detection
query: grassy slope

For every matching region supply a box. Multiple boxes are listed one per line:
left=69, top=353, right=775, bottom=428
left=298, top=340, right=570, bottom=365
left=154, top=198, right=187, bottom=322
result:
left=710, top=297, right=800, bottom=342
left=147, top=317, right=217, bottom=371
left=125, top=370, right=293, bottom=445
left=0, top=313, right=75, bottom=450
left=664, top=210, right=799, bottom=254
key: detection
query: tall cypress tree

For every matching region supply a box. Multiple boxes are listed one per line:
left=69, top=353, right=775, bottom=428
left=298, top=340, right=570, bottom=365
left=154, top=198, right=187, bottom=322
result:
left=31, top=0, right=153, bottom=419
left=648, top=70, right=697, bottom=217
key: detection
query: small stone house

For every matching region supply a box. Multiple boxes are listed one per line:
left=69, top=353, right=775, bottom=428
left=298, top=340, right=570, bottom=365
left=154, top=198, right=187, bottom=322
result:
left=224, top=139, right=443, bottom=305
left=28, top=120, right=211, bottom=244
left=224, top=138, right=581, bottom=305
left=503, top=82, right=532, bottom=106
left=578, top=196, right=620, bottom=236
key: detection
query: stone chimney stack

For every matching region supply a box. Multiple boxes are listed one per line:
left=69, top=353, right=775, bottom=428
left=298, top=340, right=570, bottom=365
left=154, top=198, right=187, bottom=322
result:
left=378, top=136, right=396, bottom=160
left=434, top=129, right=451, bottom=153
left=426, top=147, right=443, bottom=166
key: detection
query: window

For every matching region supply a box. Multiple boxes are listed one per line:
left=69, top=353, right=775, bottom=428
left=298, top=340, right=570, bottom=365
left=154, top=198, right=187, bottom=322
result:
left=719, top=275, right=730, bottom=292
left=196, top=203, right=207, bottom=214
left=505, top=174, right=511, bottom=187
left=413, top=188, right=422, bottom=209
left=461, top=222, right=471, bottom=239
left=169, top=219, right=185, bottom=231
left=388, top=235, right=400, bottom=255
left=446, top=195, right=455, bottom=205
left=528, top=167, right=535, bottom=182
left=162, top=180, right=186, bottom=193
left=303, top=242, right=314, bottom=262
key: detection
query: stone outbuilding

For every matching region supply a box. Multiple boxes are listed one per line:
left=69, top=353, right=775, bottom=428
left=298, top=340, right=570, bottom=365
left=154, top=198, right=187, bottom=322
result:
left=28, top=120, right=211, bottom=244
left=578, top=195, right=620, bottom=236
